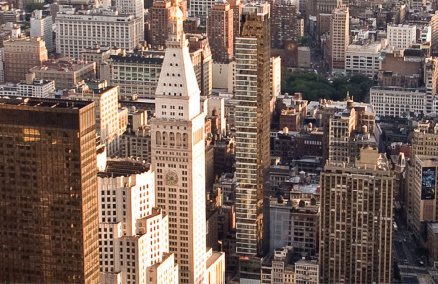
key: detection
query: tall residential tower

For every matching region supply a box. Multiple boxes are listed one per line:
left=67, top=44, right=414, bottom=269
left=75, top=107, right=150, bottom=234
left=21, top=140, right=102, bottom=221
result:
left=234, top=2, right=271, bottom=281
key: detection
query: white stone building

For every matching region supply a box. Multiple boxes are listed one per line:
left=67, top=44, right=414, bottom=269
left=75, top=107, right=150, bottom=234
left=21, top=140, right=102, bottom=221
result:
left=30, top=10, right=53, bottom=51
left=97, top=157, right=178, bottom=284
left=387, top=24, right=417, bottom=49
left=370, top=86, right=427, bottom=117
left=150, top=0, right=225, bottom=283
left=0, top=75, right=55, bottom=97
left=55, top=9, right=142, bottom=58
left=345, top=41, right=385, bottom=77
left=66, top=82, right=127, bottom=155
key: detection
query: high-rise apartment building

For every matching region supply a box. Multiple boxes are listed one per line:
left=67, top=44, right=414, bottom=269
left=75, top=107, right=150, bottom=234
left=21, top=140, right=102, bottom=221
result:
left=207, top=0, right=233, bottom=63
left=148, top=0, right=172, bottom=48
left=320, top=147, right=394, bottom=283
left=271, top=2, right=297, bottom=48
left=0, top=97, right=100, bottom=283
left=56, top=10, right=142, bottom=58
left=97, top=158, right=178, bottom=283
left=30, top=10, right=53, bottom=52
left=330, top=6, right=349, bottom=71
left=234, top=2, right=271, bottom=281
left=229, top=0, right=242, bottom=40
left=150, top=0, right=225, bottom=282
left=431, top=11, right=438, bottom=56
left=3, top=37, right=48, bottom=83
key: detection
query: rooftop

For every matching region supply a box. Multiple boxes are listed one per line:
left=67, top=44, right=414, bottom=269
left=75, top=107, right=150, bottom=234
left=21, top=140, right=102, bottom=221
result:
left=0, top=96, right=92, bottom=110
left=110, top=54, right=164, bottom=64
left=98, top=159, right=150, bottom=178
left=31, top=58, right=95, bottom=72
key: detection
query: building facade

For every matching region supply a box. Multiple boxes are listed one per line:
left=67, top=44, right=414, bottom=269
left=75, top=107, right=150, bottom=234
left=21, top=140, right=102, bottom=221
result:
left=30, top=10, right=53, bottom=52
left=207, top=0, right=233, bottom=63
left=0, top=97, right=100, bottom=283
left=56, top=10, right=142, bottom=58
left=97, top=158, right=178, bottom=283
left=345, top=41, right=383, bottom=77
left=320, top=147, right=394, bottom=283
left=330, top=7, right=349, bottom=71
left=370, top=86, right=427, bottom=117
left=30, top=58, right=96, bottom=90
left=387, top=24, right=416, bottom=49
left=407, top=155, right=438, bottom=237
left=3, top=37, right=48, bottom=83
left=148, top=0, right=171, bottom=48
left=234, top=2, right=271, bottom=280
left=150, top=0, right=225, bottom=282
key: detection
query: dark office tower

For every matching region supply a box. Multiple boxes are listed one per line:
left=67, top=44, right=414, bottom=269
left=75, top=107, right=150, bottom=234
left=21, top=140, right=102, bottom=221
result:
left=148, top=0, right=172, bottom=48
left=320, top=147, right=394, bottom=283
left=234, top=2, right=271, bottom=281
left=207, top=0, right=233, bottom=63
left=271, top=2, right=297, bottom=48
left=0, top=97, right=99, bottom=283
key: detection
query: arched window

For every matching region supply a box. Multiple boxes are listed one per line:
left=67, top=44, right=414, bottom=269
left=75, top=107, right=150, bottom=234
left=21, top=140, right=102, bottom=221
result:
left=162, top=131, right=168, bottom=146
left=176, top=133, right=181, bottom=146
left=156, top=131, right=161, bottom=145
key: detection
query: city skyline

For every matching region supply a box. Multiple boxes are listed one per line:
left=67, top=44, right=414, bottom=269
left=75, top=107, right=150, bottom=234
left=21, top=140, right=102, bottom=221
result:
left=2, top=0, right=438, bottom=283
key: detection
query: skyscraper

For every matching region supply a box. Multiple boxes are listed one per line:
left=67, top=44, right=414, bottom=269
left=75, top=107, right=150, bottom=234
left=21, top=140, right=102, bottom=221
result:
left=320, top=147, right=394, bottom=283
left=270, top=2, right=297, bottom=48
left=234, top=2, right=271, bottom=281
left=207, top=0, right=234, bottom=63
left=431, top=11, right=438, bottom=56
left=148, top=0, right=172, bottom=48
left=330, top=6, right=349, bottom=71
left=97, top=157, right=178, bottom=283
left=0, top=97, right=100, bottom=283
left=150, top=0, right=207, bottom=282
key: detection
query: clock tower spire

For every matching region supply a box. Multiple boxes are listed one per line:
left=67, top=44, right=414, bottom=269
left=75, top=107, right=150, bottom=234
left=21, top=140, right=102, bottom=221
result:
left=150, top=1, right=208, bottom=282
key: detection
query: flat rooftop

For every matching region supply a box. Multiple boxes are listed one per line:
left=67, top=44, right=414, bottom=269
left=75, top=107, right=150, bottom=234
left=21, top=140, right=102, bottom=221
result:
left=98, top=159, right=150, bottom=178
left=110, top=54, right=164, bottom=64
left=0, top=96, right=93, bottom=110
left=32, top=58, right=95, bottom=72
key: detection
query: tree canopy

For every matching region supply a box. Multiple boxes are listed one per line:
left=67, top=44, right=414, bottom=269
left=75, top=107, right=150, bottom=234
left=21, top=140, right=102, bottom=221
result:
left=281, top=71, right=374, bottom=103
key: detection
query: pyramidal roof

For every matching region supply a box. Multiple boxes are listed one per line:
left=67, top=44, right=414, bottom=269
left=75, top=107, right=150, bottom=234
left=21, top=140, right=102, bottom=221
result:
left=154, top=0, right=201, bottom=120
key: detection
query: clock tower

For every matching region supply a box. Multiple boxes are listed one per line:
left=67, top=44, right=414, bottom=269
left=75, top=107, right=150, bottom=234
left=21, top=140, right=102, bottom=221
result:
left=150, top=0, right=207, bottom=282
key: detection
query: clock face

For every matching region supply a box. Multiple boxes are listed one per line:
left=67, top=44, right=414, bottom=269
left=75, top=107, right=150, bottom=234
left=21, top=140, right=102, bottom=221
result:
left=165, top=171, right=179, bottom=186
